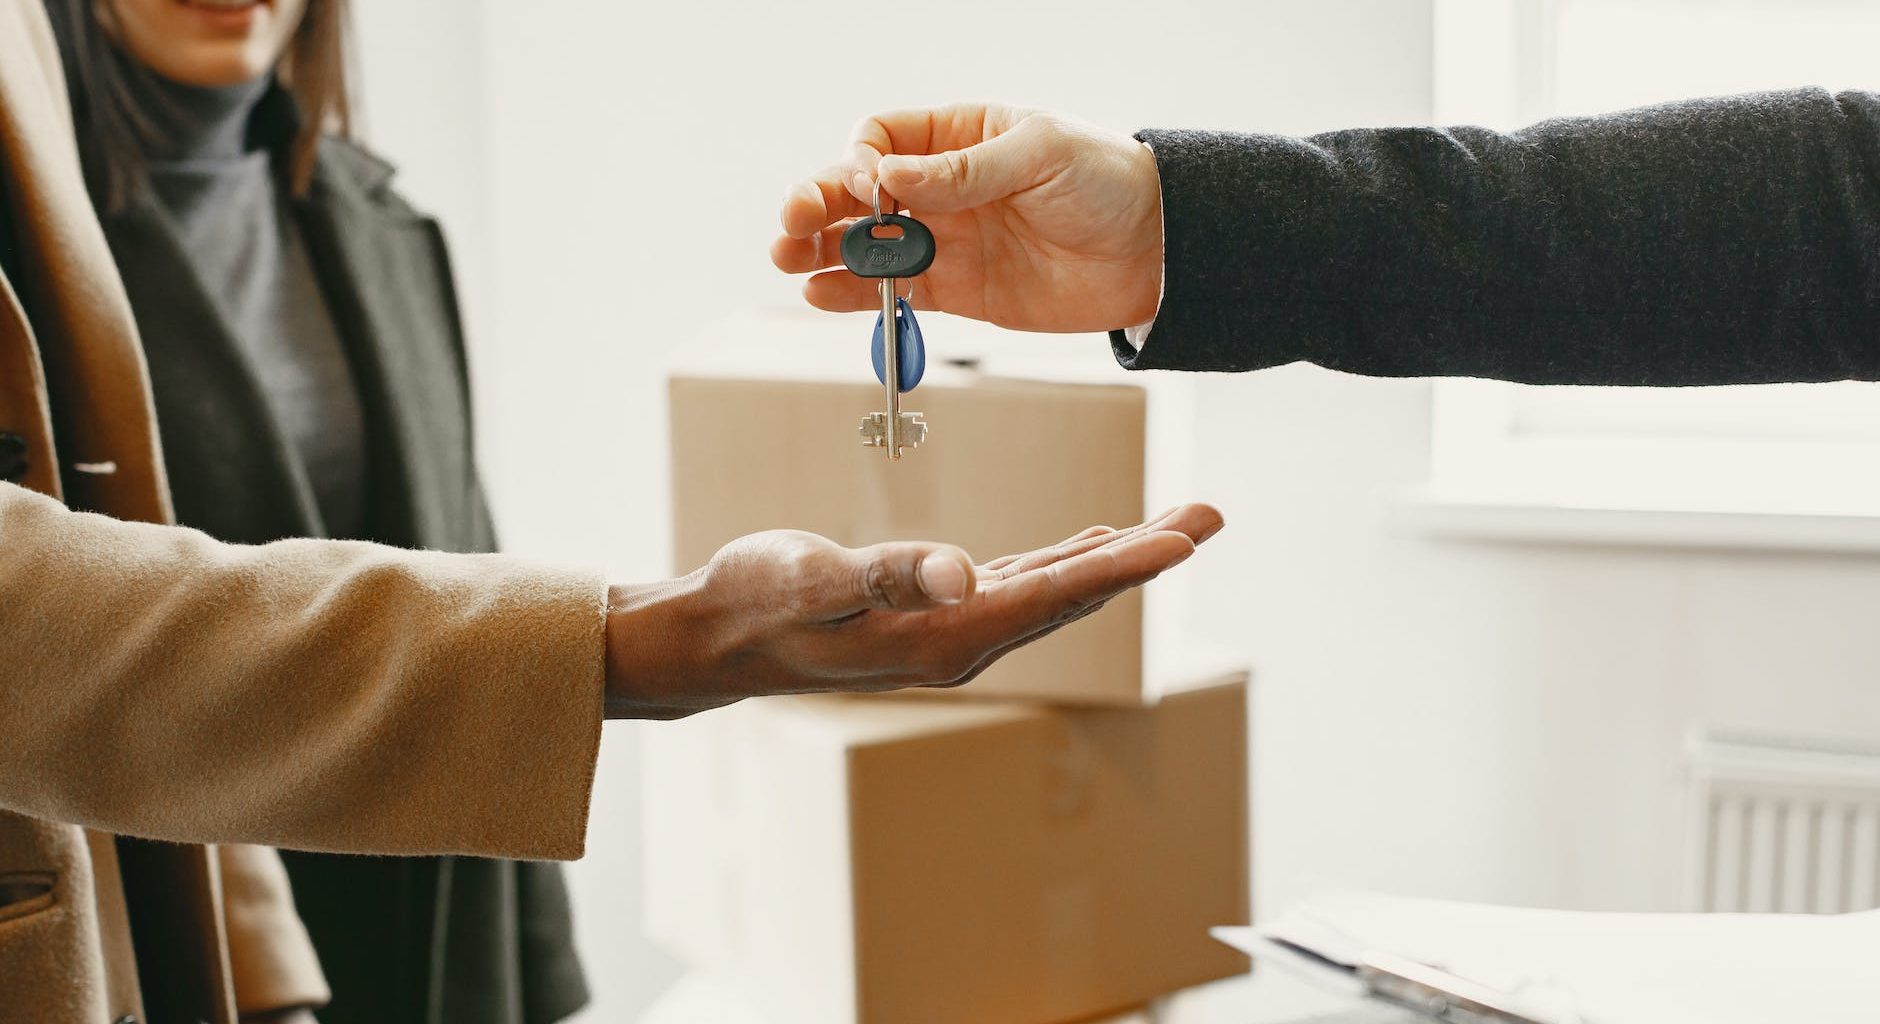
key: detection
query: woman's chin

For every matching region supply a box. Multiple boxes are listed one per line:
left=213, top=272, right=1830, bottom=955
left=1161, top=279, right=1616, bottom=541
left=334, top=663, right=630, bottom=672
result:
left=141, top=44, right=274, bottom=89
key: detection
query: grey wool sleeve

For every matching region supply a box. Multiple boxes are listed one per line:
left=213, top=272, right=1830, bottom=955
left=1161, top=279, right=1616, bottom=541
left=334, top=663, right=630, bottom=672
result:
left=1112, top=88, right=1880, bottom=386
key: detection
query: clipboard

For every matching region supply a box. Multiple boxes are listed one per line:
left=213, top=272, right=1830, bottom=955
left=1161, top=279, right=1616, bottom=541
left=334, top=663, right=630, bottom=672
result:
left=1211, top=927, right=1571, bottom=1024
left=1216, top=893, right=1880, bottom=1024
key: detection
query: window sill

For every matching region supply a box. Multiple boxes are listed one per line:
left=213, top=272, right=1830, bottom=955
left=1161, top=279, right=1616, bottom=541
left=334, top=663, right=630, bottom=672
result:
left=1395, top=487, right=1880, bottom=554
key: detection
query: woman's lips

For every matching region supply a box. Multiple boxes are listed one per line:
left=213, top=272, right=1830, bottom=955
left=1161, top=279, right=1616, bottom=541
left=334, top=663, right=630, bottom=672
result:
left=174, top=0, right=268, bottom=31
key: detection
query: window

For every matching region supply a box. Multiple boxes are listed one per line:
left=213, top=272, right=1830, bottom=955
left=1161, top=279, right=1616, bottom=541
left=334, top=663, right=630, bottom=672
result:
left=1412, top=0, right=1880, bottom=550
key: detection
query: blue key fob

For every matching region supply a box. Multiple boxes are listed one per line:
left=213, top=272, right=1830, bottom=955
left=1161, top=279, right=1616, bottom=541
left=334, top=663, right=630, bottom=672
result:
left=870, top=297, right=925, bottom=393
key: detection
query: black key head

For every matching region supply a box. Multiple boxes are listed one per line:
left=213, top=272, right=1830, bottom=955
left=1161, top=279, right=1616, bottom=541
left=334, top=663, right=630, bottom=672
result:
left=840, top=213, right=937, bottom=278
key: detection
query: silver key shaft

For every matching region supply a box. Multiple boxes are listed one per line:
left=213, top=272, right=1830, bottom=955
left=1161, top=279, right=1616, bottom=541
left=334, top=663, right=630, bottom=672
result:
left=880, top=278, right=900, bottom=460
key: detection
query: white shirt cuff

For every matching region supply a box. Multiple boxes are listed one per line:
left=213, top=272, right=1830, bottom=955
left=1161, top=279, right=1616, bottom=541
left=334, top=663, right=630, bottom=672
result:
left=1121, top=140, right=1165, bottom=352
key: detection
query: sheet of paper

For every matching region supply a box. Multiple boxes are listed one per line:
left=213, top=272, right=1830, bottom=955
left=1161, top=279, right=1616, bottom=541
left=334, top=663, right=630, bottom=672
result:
left=1235, top=891, right=1880, bottom=1024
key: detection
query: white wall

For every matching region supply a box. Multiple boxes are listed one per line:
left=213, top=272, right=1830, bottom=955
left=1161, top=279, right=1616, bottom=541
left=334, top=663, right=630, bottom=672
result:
left=1191, top=364, right=1880, bottom=918
left=347, top=0, right=490, bottom=357
left=350, top=1, right=1880, bottom=1020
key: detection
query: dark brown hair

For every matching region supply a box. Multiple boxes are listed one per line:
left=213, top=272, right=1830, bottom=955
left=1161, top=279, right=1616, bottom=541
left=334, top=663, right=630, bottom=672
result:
left=48, top=0, right=352, bottom=212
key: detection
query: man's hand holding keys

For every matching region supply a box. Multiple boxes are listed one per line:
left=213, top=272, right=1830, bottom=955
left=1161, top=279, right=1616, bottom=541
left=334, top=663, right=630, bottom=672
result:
left=772, top=103, right=1166, bottom=334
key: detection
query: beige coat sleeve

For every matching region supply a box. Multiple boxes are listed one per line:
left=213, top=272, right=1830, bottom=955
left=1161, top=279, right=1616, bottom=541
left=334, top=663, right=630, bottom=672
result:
left=0, top=483, right=608, bottom=860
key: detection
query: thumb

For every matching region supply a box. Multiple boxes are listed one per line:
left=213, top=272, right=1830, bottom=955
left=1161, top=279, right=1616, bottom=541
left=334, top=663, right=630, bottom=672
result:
left=875, top=117, right=1056, bottom=213
left=841, top=541, right=976, bottom=613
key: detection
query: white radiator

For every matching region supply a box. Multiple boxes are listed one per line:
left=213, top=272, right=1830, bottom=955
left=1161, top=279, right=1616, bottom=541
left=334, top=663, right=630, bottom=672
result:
left=1684, top=730, right=1880, bottom=914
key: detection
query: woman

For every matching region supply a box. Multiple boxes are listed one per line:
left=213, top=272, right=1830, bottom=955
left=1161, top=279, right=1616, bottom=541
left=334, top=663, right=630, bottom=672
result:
left=50, top=1, right=588, bottom=1021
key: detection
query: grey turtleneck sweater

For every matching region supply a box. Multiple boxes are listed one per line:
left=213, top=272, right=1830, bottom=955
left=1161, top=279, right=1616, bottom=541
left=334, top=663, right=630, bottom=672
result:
left=142, top=74, right=368, bottom=539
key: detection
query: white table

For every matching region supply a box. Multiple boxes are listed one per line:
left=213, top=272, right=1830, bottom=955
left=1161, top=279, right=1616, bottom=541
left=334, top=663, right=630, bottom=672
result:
left=640, top=968, right=1422, bottom=1024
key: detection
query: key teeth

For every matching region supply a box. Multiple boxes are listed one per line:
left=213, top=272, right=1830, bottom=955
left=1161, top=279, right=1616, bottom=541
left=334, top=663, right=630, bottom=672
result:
left=858, top=411, right=928, bottom=451
left=900, top=413, right=929, bottom=446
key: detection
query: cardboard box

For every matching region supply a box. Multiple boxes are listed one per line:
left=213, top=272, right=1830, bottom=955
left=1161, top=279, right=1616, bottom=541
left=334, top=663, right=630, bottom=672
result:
left=641, top=664, right=1252, bottom=1024
left=668, top=311, right=1209, bottom=705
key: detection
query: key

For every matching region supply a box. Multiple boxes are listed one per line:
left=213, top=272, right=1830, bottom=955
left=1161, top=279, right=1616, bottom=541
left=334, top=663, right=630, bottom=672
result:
left=855, top=277, right=928, bottom=459
left=841, top=186, right=936, bottom=461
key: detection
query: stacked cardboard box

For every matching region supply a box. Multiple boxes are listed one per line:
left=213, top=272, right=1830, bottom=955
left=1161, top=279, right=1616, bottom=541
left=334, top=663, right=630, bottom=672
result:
left=645, top=319, right=1250, bottom=1023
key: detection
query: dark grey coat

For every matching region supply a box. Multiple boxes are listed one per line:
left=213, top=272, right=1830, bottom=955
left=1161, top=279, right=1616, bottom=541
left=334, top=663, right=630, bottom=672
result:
left=1114, top=87, right=1880, bottom=386
left=99, top=91, right=588, bottom=1024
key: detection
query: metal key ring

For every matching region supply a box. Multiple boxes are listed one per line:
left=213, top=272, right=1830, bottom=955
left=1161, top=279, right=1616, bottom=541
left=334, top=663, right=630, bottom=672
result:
left=871, top=179, right=899, bottom=224
left=882, top=276, right=917, bottom=306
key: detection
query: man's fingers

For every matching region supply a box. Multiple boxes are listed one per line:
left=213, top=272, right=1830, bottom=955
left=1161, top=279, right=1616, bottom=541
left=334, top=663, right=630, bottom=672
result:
left=991, top=504, right=1224, bottom=580
left=808, top=523, right=1204, bottom=688
left=843, top=104, right=1040, bottom=193
left=962, top=529, right=1196, bottom=652
left=990, top=523, right=1149, bottom=581
left=780, top=105, right=1042, bottom=282
left=803, top=268, right=884, bottom=313
left=845, top=106, right=996, bottom=194
left=1034, top=530, right=1198, bottom=604
left=831, top=541, right=977, bottom=616
left=779, top=172, right=868, bottom=240
left=791, top=505, right=1217, bottom=687
left=983, top=525, right=1113, bottom=572
left=871, top=115, right=1059, bottom=215
left=984, top=522, right=1132, bottom=576
left=1144, top=502, right=1225, bottom=545
left=769, top=221, right=851, bottom=275
left=982, top=503, right=1225, bottom=574
left=867, top=529, right=1193, bottom=687
left=925, top=597, right=1111, bottom=690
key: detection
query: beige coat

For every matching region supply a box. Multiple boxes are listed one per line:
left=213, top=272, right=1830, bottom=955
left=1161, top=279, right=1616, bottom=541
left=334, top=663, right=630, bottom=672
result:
left=0, top=2, right=610, bottom=1020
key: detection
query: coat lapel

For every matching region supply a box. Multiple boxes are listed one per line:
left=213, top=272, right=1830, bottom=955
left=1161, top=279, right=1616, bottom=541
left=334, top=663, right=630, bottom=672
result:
left=0, top=0, right=171, bottom=524
left=103, top=196, right=327, bottom=543
left=296, top=141, right=489, bottom=552
left=0, top=106, right=63, bottom=501
left=0, top=251, right=62, bottom=499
